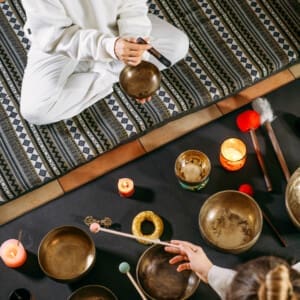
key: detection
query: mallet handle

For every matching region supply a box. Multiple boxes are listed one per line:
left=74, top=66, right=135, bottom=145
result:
left=126, top=272, right=147, bottom=300
left=99, top=226, right=179, bottom=248
left=265, top=121, right=290, bottom=182
left=249, top=129, right=272, bottom=192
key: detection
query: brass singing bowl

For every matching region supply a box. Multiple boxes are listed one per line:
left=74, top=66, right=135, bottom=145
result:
left=68, top=285, right=118, bottom=300
left=174, top=150, right=211, bottom=185
left=285, top=167, right=300, bottom=230
left=199, top=190, right=263, bottom=254
left=119, top=61, right=161, bottom=99
left=136, top=244, right=200, bottom=300
left=38, top=226, right=96, bottom=282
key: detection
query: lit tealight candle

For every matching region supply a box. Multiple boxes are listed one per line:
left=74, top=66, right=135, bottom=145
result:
left=220, top=138, right=247, bottom=171
left=118, top=178, right=135, bottom=197
left=0, top=239, right=27, bottom=268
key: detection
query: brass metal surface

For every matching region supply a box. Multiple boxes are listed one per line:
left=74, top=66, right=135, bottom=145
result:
left=68, top=285, right=118, bottom=300
left=38, top=226, right=96, bottom=282
left=174, top=150, right=211, bottom=184
left=119, top=61, right=161, bottom=99
left=136, top=244, right=200, bottom=300
left=285, top=167, right=300, bottom=229
left=199, top=190, right=263, bottom=254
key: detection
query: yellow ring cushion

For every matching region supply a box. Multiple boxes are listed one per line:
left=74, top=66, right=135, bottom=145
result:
left=131, top=211, right=164, bottom=244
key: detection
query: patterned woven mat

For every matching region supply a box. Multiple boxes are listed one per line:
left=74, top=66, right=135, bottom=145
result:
left=0, top=0, right=299, bottom=203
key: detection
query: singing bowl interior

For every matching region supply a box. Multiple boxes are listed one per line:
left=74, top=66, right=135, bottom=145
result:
left=174, top=149, right=211, bottom=184
left=68, top=285, right=118, bottom=300
left=38, top=226, right=96, bottom=282
left=136, top=244, right=200, bottom=300
left=119, top=61, right=161, bottom=99
left=199, top=190, right=263, bottom=254
left=285, top=167, right=300, bottom=229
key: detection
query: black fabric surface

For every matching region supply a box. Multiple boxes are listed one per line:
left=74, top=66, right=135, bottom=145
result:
left=0, top=79, right=299, bottom=299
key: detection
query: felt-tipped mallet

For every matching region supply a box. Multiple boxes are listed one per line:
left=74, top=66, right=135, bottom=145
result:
left=252, top=97, right=290, bottom=182
left=119, top=262, right=147, bottom=300
left=236, top=110, right=272, bottom=192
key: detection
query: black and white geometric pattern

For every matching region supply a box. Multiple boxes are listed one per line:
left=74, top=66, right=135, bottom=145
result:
left=1, top=2, right=30, bottom=51
left=197, top=0, right=260, bottom=82
left=64, top=119, right=94, bottom=161
left=248, top=0, right=297, bottom=62
left=105, top=94, right=138, bottom=137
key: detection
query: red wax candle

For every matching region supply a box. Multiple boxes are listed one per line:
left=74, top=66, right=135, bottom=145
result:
left=0, top=239, right=27, bottom=268
left=118, top=178, right=135, bottom=197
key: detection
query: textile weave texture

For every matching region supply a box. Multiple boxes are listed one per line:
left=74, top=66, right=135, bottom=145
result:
left=0, top=0, right=299, bottom=203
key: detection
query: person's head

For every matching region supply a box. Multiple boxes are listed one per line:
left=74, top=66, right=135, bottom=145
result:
left=226, top=256, right=300, bottom=300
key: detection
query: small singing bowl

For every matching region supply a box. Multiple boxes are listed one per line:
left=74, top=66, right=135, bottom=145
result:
left=68, top=285, right=118, bottom=300
left=119, top=60, right=161, bottom=99
left=38, top=226, right=96, bottom=282
left=174, top=149, right=211, bottom=191
left=285, top=167, right=300, bottom=230
left=136, top=244, right=200, bottom=300
left=199, top=190, right=263, bottom=254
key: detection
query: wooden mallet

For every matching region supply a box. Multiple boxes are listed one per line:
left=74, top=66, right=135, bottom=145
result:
left=119, top=262, right=147, bottom=300
left=236, top=110, right=272, bottom=192
left=252, top=97, right=291, bottom=182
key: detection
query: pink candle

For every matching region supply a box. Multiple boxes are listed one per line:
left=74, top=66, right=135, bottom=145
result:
left=0, top=239, right=27, bottom=268
left=118, top=178, right=135, bottom=197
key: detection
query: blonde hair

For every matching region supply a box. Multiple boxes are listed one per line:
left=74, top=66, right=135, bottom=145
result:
left=226, top=256, right=300, bottom=300
left=259, top=264, right=295, bottom=300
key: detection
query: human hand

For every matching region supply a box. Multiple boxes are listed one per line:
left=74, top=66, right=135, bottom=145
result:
left=135, top=96, right=152, bottom=104
left=164, top=240, right=213, bottom=283
left=114, top=37, right=151, bottom=66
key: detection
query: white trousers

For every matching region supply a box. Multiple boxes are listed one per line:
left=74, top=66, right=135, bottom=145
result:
left=20, top=15, right=189, bottom=125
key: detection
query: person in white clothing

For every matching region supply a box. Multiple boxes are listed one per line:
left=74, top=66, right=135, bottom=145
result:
left=20, top=0, right=189, bottom=125
left=165, top=240, right=300, bottom=300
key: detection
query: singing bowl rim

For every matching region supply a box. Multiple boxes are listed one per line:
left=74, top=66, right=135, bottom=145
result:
left=119, top=60, right=161, bottom=99
left=199, top=190, right=263, bottom=254
left=136, top=244, right=200, bottom=300
left=68, top=284, right=118, bottom=300
left=174, top=149, right=211, bottom=184
left=38, top=225, right=96, bottom=282
left=285, top=167, right=300, bottom=230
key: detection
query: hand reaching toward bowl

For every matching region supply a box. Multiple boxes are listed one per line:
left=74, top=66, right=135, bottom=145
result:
left=164, top=240, right=213, bottom=283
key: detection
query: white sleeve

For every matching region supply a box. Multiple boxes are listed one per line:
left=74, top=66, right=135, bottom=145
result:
left=207, top=265, right=237, bottom=300
left=292, top=262, right=300, bottom=273
left=22, top=0, right=116, bottom=61
left=117, top=0, right=152, bottom=38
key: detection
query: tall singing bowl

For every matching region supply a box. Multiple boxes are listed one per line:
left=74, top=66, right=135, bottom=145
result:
left=119, top=61, right=161, bottom=99
left=199, top=190, right=263, bottom=254
left=38, top=226, right=96, bottom=282
left=68, top=285, right=118, bottom=300
left=285, top=167, right=300, bottom=230
left=136, top=244, right=200, bottom=300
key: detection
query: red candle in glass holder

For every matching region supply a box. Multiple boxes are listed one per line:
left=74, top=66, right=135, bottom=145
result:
left=118, top=178, right=135, bottom=197
left=0, top=239, right=27, bottom=268
left=220, top=138, right=247, bottom=171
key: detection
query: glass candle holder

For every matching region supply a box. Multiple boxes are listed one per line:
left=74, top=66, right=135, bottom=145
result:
left=175, top=150, right=211, bottom=191
left=220, top=138, right=247, bottom=171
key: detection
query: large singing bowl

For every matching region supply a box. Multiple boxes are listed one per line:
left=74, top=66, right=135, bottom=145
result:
left=199, top=190, right=263, bottom=254
left=38, top=226, right=96, bottom=282
left=68, top=285, right=118, bottom=300
left=136, top=244, right=200, bottom=300
left=285, top=167, right=300, bottom=230
left=119, top=60, right=161, bottom=99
